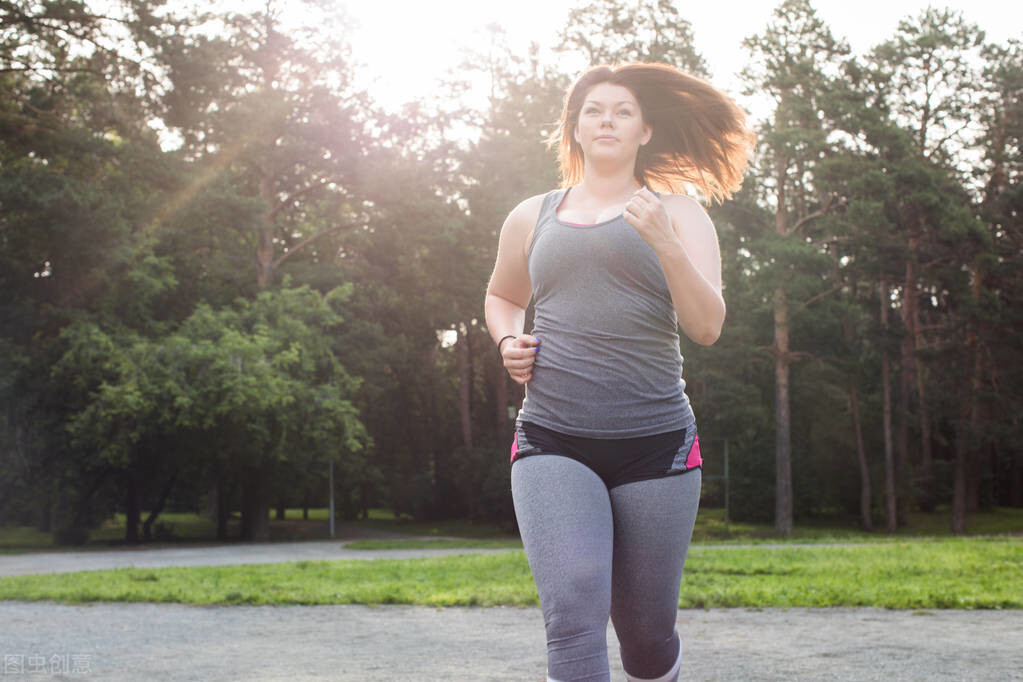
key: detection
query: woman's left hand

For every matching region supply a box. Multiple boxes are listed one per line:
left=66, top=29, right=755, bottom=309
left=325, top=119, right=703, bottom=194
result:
left=622, top=186, right=682, bottom=256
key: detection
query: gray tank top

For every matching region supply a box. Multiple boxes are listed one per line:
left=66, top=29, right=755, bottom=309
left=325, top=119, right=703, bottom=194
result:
left=517, top=187, right=696, bottom=437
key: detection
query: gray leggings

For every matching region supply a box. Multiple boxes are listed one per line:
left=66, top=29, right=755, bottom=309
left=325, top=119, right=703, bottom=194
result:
left=511, top=455, right=702, bottom=682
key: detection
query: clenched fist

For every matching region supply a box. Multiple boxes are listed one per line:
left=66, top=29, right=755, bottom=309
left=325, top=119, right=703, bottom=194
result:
left=501, top=335, right=541, bottom=385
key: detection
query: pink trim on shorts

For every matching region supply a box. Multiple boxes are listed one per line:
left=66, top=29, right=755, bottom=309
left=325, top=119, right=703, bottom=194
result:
left=686, top=435, right=703, bottom=469
left=510, top=431, right=518, bottom=463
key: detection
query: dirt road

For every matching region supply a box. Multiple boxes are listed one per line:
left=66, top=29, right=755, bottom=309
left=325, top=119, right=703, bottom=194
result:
left=0, top=600, right=1019, bottom=681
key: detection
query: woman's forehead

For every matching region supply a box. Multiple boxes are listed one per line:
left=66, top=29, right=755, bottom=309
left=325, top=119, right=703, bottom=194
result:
left=583, top=83, right=637, bottom=105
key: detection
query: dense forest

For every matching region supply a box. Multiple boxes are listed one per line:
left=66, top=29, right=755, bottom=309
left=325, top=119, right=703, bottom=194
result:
left=0, top=0, right=1019, bottom=543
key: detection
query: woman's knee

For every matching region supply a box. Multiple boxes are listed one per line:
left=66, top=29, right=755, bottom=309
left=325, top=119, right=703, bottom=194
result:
left=562, top=555, right=610, bottom=600
left=538, top=554, right=612, bottom=621
left=611, top=597, right=677, bottom=644
left=618, top=628, right=680, bottom=679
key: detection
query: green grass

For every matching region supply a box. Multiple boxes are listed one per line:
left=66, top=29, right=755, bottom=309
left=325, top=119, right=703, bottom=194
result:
left=0, top=538, right=1019, bottom=609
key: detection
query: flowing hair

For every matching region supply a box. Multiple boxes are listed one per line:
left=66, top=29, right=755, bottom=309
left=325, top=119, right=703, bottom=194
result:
left=547, top=62, right=755, bottom=204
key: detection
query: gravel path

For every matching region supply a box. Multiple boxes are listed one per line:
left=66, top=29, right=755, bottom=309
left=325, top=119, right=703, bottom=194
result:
left=0, top=539, right=519, bottom=577
left=0, top=520, right=521, bottom=577
left=2, top=534, right=1021, bottom=680
left=1, top=601, right=1020, bottom=681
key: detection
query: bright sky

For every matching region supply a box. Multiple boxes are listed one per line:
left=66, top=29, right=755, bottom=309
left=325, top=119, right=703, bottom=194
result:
left=341, top=0, right=1022, bottom=124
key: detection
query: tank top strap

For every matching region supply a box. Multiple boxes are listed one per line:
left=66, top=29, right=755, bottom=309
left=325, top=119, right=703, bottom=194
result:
left=528, top=188, right=568, bottom=261
left=541, top=187, right=569, bottom=221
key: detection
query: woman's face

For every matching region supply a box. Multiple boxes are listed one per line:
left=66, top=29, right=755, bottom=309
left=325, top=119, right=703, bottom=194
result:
left=573, top=82, right=651, bottom=163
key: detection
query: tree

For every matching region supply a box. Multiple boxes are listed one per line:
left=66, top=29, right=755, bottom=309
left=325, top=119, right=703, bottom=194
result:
left=740, top=0, right=850, bottom=534
left=955, top=37, right=1023, bottom=529
left=867, top=6, right=986, bottom=518
left=556, top=0, right=709, bottom=75
left=158, top=0, right=367, bottom=290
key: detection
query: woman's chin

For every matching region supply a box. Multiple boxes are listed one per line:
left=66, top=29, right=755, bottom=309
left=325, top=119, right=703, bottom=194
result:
left=585, top=151, right=638, bottom=166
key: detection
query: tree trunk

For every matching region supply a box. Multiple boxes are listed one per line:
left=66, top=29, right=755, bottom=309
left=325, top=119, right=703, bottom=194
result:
left=257, top=172, right=275, bottom=289
left=275, top=499, right=286, bottom=520
left=896, top=255, right=918, bottom=525
left=142, top=469, right=179, bottom=542
left=244, top=468, right=271, bottom=542
left=953, top=268, right=984, bottom=531
left=124, top=471, right=141, bottom=544
left=897, top=323, right=912, bottom=526
left=36, top=484, right=53, bottom=533
left=215, top=476, right=231, bottom=541
left=206, top=481, right=218, bottom=522
left=909, top=220, right=934, bottom=512
left=774, top=286, right=793, bottom=536
left=360, top=480, right=369, bottom=520
left=896, top=225, right=927, bottom=526
left=848, top=384, right=872, bottom=531
left=772, top=140, right=794, bottom=537
left=952, top=413, right=969, bottom=533
left=966, top=457, right=981, bottom=513
left=53, top=469, right=109, bottom=546
left=914, top=316, right=935, bottom=512
left=240, top=466, right=271, bottom=542
left=881, top=277, right=898, bottom=533
left=1009, top=439, right=1022, bottom=508
left=841, top=311, right=871, bottom=531
left=965, top=274, right=984, bottom=515
left=458, top=322, right=473, bottom=449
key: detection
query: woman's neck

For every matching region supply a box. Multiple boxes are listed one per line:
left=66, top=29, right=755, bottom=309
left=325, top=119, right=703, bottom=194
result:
left=576, top=169, right=642, bottom=202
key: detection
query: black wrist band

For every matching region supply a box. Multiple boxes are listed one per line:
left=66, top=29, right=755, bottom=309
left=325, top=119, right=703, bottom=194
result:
left=497, top=334, right=516, bottom=353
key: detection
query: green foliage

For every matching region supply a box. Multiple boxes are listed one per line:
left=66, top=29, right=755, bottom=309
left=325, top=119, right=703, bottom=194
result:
left=1, top=0, right=1021, bottom=543
left=557, top=0, right=709, bottom=74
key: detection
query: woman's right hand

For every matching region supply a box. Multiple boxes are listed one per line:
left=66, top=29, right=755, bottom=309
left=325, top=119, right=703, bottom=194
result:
left=502, top=335, right=541, bottom=385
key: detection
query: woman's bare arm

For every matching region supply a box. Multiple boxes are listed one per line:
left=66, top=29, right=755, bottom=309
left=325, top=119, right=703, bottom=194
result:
left=484, top=196, right=543, bottom=384
left=657, top=195, right=726, bottom=345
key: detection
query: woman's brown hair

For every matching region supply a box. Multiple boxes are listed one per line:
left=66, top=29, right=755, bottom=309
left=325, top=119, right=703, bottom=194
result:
left=547, top=62, right=755, bottom=204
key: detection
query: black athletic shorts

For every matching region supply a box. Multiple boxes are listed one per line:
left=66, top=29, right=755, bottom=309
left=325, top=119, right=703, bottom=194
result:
left=510, top=419, right=702, bottom=491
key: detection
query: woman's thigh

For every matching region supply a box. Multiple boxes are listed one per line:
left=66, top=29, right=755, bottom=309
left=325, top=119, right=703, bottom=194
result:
left=511, top=454, right=615, bottom=620
left=608, top=469, right=702, bottom=639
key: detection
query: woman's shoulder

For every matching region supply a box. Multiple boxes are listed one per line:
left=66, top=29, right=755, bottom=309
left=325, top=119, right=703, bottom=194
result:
left=659, top=193, right=712, bottom=223
left=658, top=193, right=717, bottom=246
left=506, top=189, right=562, bottom=226
left=514, top=189, right=561, bottom=212
left=658, top=192, right=706, bottom=211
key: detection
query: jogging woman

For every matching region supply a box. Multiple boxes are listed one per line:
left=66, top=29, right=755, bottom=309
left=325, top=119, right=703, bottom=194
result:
left=484, top=62, right=753, bottom=681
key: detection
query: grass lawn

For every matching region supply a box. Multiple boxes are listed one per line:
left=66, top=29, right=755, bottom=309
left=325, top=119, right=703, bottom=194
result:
left=345, top=505, right=1023, bottom=549
left=0, top=538, right=1018, bottom=610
